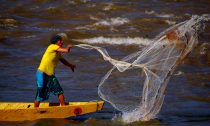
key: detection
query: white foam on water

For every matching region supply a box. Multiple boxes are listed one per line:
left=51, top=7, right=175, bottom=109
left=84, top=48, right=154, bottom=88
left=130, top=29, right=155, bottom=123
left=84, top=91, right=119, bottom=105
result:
left=103, top=3, right=114, bottom=11
left=145, top=10, right=155, bottom=15
left=65, top=0, right=76, bottom=5
left=94, top=17, right=130, bottom=26
left=145, top=10, right=176, bottom=25
left=75, top=25, right=95, bottom=30
left=22, top=35, right=36, bottom=39
left=155, top=13, right=174, bottom=18
left=74, top=36, right=152, bottom=46
left=164, top=20, right=176, bottom=25
left=89, top=15, right=100, bottom=21
left=87, top=3, right=96, bottom=8
left=173, top=71, right=184, bottom=76
left=145, top=10, right=174, bottom=18
left=75, top=17, right=130, bottom=30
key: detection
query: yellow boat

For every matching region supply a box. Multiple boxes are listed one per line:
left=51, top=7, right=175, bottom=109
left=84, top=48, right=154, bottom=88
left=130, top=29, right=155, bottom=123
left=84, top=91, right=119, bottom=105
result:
left=0, top=101, right=104, bottom=121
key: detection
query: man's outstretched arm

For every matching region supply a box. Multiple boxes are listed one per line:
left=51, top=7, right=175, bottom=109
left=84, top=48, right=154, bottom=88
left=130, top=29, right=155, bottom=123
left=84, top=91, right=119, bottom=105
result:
left=57, top=44, right=73, bottom=53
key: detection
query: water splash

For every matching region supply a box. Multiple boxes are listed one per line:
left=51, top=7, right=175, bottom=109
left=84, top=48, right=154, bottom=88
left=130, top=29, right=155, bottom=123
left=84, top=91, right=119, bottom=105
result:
left=74, top=15, right=209, bottom=123
left=74, top=37, right=151, bottom=46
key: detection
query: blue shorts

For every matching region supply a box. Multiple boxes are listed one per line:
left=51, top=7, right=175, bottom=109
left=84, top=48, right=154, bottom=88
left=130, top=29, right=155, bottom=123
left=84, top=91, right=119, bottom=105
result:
left=35, top=70, right=64, bottom=102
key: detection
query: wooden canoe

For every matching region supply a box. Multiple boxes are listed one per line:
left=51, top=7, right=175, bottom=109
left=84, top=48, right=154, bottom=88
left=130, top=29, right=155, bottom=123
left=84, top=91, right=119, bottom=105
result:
left=0, top=101, right=104, bottom=121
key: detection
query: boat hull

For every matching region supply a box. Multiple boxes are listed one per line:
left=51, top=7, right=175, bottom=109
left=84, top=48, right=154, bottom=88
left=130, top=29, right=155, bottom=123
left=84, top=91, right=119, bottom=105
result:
left=0, top=101, right=104, bottom=121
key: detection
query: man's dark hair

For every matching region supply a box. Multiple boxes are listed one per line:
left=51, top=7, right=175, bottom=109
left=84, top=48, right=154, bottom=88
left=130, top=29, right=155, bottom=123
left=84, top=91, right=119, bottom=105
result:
left=50, top=35, right=62, bottom=44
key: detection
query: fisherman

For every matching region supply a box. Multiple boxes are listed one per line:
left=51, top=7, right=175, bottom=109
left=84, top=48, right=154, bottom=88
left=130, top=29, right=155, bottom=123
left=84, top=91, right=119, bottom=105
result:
left=34, top=34, right=76, bottom=107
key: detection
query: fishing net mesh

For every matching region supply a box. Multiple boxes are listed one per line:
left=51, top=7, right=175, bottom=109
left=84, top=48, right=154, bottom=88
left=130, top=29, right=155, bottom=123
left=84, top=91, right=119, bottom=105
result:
left=74, top=15, right=209, bottom=122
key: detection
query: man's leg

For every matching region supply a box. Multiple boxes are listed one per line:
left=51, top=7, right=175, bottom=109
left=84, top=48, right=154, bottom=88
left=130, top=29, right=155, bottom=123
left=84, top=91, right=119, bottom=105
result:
left=35, top=71, right=45, bottom=108
left=34, top=100, right=40, bottom=108
left=58, top=93, right=65, bottom=106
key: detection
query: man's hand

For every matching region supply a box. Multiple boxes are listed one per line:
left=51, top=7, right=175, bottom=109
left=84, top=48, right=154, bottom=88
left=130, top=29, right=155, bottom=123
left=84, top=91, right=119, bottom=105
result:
left=67, top=44, right=73, bottom=51
left=60, top=58, right=76, bottom=72
left=70, top=64, right=76, bottom=72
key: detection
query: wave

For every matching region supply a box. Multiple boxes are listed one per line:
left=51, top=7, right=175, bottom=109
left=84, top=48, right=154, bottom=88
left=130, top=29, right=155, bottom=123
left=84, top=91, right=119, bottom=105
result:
left=145, top=10, right=176, bottom=25
left=65, top=0, right=90, bottom=5
left=75, top=17, right=129, bottom=30
left=145, top=10, right=174, bottom=18
left=103, top=3, right=114, bottom=11
left=73, top=36, right=152, bottom=46
left=164, top=20, right=176, bottom=25
left=95, top=17, right=129, bottom=26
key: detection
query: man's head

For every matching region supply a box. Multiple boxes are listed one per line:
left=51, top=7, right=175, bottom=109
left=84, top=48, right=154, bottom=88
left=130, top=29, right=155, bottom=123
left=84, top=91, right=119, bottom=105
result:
left=50, top=35, right=63, bottom=46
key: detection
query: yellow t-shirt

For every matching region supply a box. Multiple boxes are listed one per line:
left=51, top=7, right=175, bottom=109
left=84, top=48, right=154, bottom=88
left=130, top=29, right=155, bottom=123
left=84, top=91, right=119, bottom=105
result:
left=38, top=44, right=61, bottom=76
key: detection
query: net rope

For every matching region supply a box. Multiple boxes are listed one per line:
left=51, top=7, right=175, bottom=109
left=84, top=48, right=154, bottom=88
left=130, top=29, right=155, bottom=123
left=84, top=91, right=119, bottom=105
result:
left=71, top=15, right=209, bottom=122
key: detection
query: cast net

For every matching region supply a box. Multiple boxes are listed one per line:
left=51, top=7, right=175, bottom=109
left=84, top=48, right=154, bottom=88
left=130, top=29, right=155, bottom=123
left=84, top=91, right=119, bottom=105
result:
left=74, top=15, right=209, bottom=122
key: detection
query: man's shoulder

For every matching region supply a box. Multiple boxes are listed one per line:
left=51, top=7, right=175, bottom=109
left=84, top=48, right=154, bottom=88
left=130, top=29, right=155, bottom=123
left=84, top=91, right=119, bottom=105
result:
left=47, top=44, right=60, bottom=51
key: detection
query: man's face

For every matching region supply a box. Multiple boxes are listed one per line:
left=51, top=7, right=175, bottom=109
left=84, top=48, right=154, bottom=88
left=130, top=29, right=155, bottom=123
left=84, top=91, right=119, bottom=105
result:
left=57, top=40, right=63, bottom=47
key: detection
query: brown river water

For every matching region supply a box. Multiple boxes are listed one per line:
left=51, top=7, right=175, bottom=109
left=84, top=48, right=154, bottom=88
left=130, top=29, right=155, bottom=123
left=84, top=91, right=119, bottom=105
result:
left=0, top=0, right=210, bottom=126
